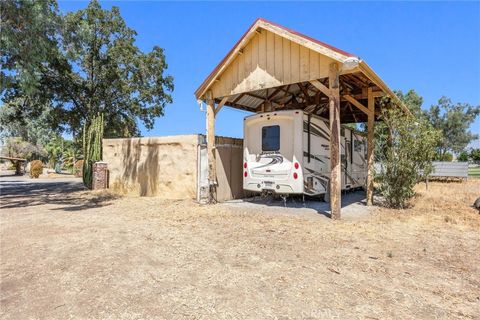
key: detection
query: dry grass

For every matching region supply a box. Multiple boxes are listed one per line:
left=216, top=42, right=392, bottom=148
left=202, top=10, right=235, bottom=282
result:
left=1, top=179, right=479, bottom=319
left=376, top=180, right=480, bottom=228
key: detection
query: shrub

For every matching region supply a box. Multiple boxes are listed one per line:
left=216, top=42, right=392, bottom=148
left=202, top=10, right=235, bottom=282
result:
left=457, top=151, right=469, bottom=162
left=29, top=160, right=43, bottom=178
left=471, top=148, right=480, bottom=162
left=74, top=160, right=84, bottom=177
left=375, top=105, right=440, bottom=209
left=436, top=151, right=453, bottom=162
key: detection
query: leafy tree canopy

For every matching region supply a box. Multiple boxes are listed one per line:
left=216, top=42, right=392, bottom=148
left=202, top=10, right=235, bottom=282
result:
left=0, top=97, right=59, bottom=146
left=385, top=90, right=479, bottom=157
left=457, top=151, right=469, bottom=162
left=1, top=0, right=60, bottom=95
left=394, top=89, right=424, bottom=117
left=1, top=136, right=46, bottom=160
left=470, top=149, right=480, bottom=162
left=426, top=97, right=479, bottom=157
left=1, top=0, right=173, bottom=139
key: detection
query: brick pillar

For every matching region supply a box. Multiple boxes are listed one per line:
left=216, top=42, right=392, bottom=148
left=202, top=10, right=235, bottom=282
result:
left=92, top=161, right=108, bottom=190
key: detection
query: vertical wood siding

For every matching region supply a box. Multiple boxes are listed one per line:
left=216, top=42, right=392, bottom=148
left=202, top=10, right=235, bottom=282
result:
left=211, top=29, right=335, bottom=98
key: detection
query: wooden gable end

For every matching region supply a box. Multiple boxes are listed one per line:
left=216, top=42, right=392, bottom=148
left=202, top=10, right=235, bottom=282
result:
left=210, top=28, right=336, bottom=99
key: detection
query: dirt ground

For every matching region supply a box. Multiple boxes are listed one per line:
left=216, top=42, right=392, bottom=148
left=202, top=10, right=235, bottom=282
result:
left=1, top=174, right=479, bottom=319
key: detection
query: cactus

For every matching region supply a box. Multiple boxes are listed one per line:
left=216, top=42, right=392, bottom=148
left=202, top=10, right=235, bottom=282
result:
left=82, top=113, right=104, bottom=189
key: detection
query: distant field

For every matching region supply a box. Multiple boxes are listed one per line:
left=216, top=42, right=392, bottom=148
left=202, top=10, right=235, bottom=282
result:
left=469, top=166, right=480, bottom=178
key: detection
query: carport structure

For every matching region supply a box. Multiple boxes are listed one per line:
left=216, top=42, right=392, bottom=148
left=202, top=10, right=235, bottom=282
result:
left=195, top=18, right=406, bottom=219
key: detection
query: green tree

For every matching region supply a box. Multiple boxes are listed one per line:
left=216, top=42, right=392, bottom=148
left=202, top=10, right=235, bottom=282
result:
left=0, top=97, right=59, bottom=147
left=53, top=0, right=173, bottom=137
left=394, top=89, right=424, bottom=117
left=1, top=0, right=173, bottom=139
left=1, top=0, right=64, bottom=141
left=426, top=97, right=480, bottom=157
left=1, top=0, right=60, bottom=95
left=1, top=137, right=46, bottom=160
left=435, top=151, right=453, bottom=162
left=373, top=89, right=424, bottom=159
left=457, top=151, right=469, bottom=162
left=375, top=98, right=440, bottom=209
left=471, top=148, right=480, bottom=162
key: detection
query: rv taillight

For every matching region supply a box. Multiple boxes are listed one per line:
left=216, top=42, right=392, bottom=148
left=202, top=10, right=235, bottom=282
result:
left=294, top=162, right=299, bottom=169
left=244, top=163, right=247, bottom=169
left=244, top=171, right=248, bottom=177
left=293, top=172, right=298, bottom=179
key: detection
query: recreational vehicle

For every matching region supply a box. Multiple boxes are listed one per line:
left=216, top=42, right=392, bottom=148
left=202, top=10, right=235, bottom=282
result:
left=243, top=110, right=367, bottom=197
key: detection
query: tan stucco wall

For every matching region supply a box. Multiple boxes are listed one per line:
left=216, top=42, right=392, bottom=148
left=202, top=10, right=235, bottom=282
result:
left=103, top=135, right=199, bottom=199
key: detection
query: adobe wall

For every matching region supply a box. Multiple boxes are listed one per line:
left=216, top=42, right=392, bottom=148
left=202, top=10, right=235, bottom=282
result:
left=103, top=135, right=199, bottom=199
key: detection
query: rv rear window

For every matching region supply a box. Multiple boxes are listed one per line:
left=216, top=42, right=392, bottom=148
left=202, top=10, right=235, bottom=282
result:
left=262, top=125, right=280, bottom=151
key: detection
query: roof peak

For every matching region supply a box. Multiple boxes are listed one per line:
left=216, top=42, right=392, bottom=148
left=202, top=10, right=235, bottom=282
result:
left=195, top=18, right=358, bottom=99
left=254, top=18, right=357, bottom=58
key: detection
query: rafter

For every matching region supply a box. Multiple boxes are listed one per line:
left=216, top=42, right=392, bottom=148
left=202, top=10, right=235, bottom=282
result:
left=214, top=96, right=229, bottom=115
left=309, top=80, right=331, bottom=98
left=343, top=94, right=372, bottom=116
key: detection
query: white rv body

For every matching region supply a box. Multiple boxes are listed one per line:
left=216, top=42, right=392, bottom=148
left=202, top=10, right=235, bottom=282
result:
left=243, top=110, right=367, bottom=196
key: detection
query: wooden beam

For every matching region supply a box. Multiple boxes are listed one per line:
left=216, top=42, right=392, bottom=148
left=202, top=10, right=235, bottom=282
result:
left=366, top=87, right=375, bottom=206
left=329, top=63, right=341, bottom=220
left=343, top=94, right=371, bottom=116
left=309, top=80, right=331, bottom=98
left=298, top=83, right=312, bottom=102
left=214, top=96, right=228, bottom=115
left=340, top=90, right=383, bottom=101
left=206, top=96, right=216, bottom=203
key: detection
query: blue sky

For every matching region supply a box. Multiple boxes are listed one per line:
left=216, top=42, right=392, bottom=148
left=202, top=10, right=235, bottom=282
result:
left=59, top=1, right=480, bottom=139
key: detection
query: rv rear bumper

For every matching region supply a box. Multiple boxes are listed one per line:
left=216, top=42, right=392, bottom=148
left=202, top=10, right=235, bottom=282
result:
left=244, top=182, right=302, bottom=194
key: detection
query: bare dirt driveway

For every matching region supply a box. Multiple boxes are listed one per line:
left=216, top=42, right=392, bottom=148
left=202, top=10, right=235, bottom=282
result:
left=1, top=174, right=479, bottom=319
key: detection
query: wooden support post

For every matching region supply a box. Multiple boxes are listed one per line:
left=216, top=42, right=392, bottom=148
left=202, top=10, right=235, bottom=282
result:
left=206, top=96, right=217, bottom=203
left=329, top=63, right=341, bottom=220
left=366, top=87, right=375, bottom=206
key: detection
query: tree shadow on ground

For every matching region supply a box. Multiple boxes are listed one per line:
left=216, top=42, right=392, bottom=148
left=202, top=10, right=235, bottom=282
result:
left=0, top=178, right=119, bottom=211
